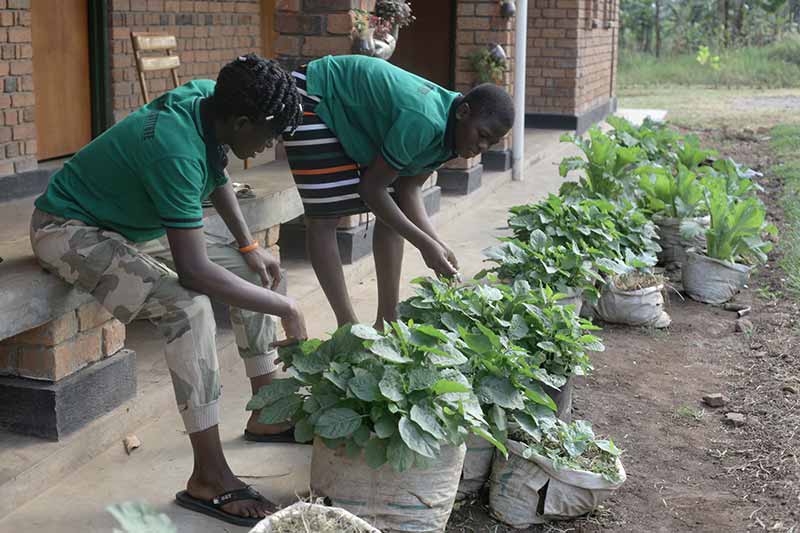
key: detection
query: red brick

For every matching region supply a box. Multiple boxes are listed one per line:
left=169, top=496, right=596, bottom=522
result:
left=8, top=0, right=29, bottom=8
left=77, top=301, right=114, bottom=332
left=10, top=60, right=31, bottom=75
left=17, top=329, right=103, bottom=381
left=11, top=92, right=34, bottom=107
left=0, top=61, right=7, bottom=76
left=475, top=4, right=497, bottom=16
left=8, top=27, right=30, bottom=43
left=24, top=139, right=35, bottom=154
left=13, top=313, right=78, bottom=347
left=102, top=319, right=126, bottom=356
left=302, top=35, right=350, bottom=56
left=0, top=161, right=13, bottom=176
left=0, top=12, right=13, bottom=27
left=303, top=0, right=351, bottom=10
left=3, top=110, right=18, bottom=125
left=457, top=3, right=474, bottom=15
left=0, top=126, right=10, bottom=143
left=326, top=12, right=353, bottom=34
left=276, top=0, right=300, bottom=10
left=460, top=17, right=490, bottom=30
left=12, top=123, right=35, bottom=140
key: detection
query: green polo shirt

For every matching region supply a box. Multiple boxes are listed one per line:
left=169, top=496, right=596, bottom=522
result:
left=306, top=55, right=460, bottom=177
left=35, top=80, right=228, bottom=243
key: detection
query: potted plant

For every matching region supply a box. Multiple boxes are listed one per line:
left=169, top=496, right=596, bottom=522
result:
left=489, top=416, right=626, bottom=528
left=399, top=278, right=603, bottom=498
left=592, top=263, right=672, bottom=328
left=637, top=164, right=709, bottom=270
left=681, top=177, right=776, bottom=304
left=251, top=322, right=502, bottom=532
left=350, top=9, right=377, bottom=55
left=469, top=44, right=508, bottom=85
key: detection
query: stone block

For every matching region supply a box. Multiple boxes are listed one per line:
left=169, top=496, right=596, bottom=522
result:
left=10, top=312, right=78, bottom=347
left=437, top=164, right=483, bottom=196
left=77, top=301, right=114, bottom=332
left=422, top=185, right=441, bottom=215
left=0, top=349, right=137, bottom=440
left=483, top=149, right=513, bottom=171
left=15, top=328, right=103, bottom=381
left=101, top=320, right=126, bottom=357
left=265, top=224, right=281, bottom=246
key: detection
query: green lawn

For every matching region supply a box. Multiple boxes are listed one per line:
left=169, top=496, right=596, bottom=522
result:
left=771, top=125, right=800, bottom=296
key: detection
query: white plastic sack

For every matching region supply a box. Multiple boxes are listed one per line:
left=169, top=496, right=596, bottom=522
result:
left=682, top=249, right=751, bottom=304
left=595, top=280, right=671, bottom=328
left=456, top=434, right=496, bottom=500
left=554, top=287, right=584, bottom=317
left=250, top=502, right=380, bottom=533
left=489, top=440, right=625, bottom=528
left=310, top=438, right=466, bottom=533
left=655, top=215, right=709, bottom=268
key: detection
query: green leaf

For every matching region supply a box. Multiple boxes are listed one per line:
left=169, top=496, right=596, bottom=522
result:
left=595, top=439, right=622, bottom=456
left=253, top=379, right=301, bottom=404
left=379, top=367, right=405, bottom=402
left=369, top=338, right=412, bottom=363
left=257, top=395, right=303, bottom=424
left=509, top=314, right=530, bottom=340
left=432, top=379, right=472, bottom=395
left=408, top=367, right=439, bottom=391
left=246, top=396, right=268, bottom=411
left=353, top=425, right=371, bottom=447
left=523, top=382, right=558, bottom=411
left=323, top=371, right=348, bottom=391
left=364, top=438, right=388, bottom=469
left=345, top=439, right=362, bottom=459
left=413, top=324, right=453, bottom=343
left=348, top=371, right=379, bottom=401
left=421, top=345, right=469, bottom=367
left=315, top=408, right=362, bottom=439
left=374, top=416, right=397, bottom=439
left=292, top=350, right=328, bottom=374
left=512, top=412, right=541, bottom=441
left=399, top=416, right=440, bottom=458
left=410, top=405, right=447, bottom=440
left=293, top=418, right=314, bottom=443
left=578, top=334, right=605, bottom=352
left=472, top=426, right=507, bottom=457
left=476, top=375, right=526, bottom=410
left=387, top=434, right=416, bottom=472
left=350, top=323, right=383, bottom=341
left=489, top=404, right=507, bottom=432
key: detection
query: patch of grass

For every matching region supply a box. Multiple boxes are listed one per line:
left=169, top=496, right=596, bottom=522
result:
left=619, top=38, right=800, bottom=89
left=617, top=86, right=800, bottom=130
left=675, top=405, right=705, bottom=422
left=769, top=125, right=800, bottom=298
left=756, top=286, right=782, bottom=301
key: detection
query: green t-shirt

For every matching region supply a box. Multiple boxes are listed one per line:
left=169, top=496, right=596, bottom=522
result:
left=35, top=80, right=228, bottom=243
left=306, top=55, right=460, bottom=177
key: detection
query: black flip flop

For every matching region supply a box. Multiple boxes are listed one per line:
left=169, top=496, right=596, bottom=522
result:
left=175, top=486, right=276, bottom=527
left=243, top=427, right=311, bottom=444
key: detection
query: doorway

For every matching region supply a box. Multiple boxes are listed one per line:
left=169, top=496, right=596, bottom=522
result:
left=31, top=0, right=93, bottom=161
left=390, top=0, right=457, bottom=89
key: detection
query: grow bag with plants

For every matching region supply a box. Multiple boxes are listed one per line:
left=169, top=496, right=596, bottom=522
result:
left=456, top=433, right=496, bottom=501
left=654, top=215, right=709, bottom=269
left=594, top=273, right=671, bottom=328
left=489, top=419, right=625, bottom=528
left=259, top=322, right=506, bottom=533
left=250, top=501, right=380, bottom=533
left=682, top=249, right=751, bottom=304
left=311, top=439, right=465, bottom=533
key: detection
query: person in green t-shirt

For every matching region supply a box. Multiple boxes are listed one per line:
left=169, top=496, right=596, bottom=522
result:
left=283, top=55, right=514, bottom=328
left=30, top=55, right=305, bottom=527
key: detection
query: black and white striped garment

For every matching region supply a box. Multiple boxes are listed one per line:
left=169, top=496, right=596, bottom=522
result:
left=282, top=66, right=396, bottom=218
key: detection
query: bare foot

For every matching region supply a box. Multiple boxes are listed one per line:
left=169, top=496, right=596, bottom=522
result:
left=186, top=471, right=273, bottom=519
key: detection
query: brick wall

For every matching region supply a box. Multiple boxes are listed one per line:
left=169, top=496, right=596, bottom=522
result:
left=109, top=0, right=261, bottom=122
left=0, top=0, right=36, bottom=178
left=575, top=0, right=617, bottom=113
left=274, top=0, right=371, bottom=71
left=525, top=0, right=618, bottom=116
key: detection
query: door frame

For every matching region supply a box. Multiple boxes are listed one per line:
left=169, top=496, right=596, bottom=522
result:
left=88, top=0, right=112, bottom=136
left=448, top=0, right=457, bottom=90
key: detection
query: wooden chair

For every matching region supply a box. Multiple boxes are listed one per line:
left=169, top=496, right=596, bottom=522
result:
left=130, top=32, right=181, bottom=104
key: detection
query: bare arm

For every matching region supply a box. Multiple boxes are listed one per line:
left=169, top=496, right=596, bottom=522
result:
left=166, top=227, right=306, bottom=339
left=359, top=156, right=457, bottom=276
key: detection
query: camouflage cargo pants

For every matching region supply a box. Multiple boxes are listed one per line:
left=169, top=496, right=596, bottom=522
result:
left=30, top=209, right=278, bottom=434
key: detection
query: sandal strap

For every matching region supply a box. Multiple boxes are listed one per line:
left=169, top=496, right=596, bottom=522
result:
left=210, top=486, right=265, bottom=508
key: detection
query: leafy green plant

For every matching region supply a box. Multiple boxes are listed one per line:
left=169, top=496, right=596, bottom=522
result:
left=469, top=47, right=507, bottom=85
left=250, top=322, right=504, bottom=473
left=637, top=164, right=706, bottom=218
left=107, top=503, right=176, bottom=533
left=481, top=230, right=604, bottom=302
left=696, top=45, right=721, bottom=72
left=511, top=416, right=623, bottom=483
left=606, top=116, right=680, bottom=164
left=682, top=176, right=777, bottom=264
left=672, top=134, right=717, bottom=169
left=375, top=0, right=415, bottom=28
left=399, top=277, right=603, bottom=382
left=507, top=195, right=661, bottom=275
left=558, top=127, right=644, bottom=200
left=699, top=158, right=763, bottom=199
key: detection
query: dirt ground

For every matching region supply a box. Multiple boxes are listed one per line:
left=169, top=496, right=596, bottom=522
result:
left=446, top=129, right=800, bottom=532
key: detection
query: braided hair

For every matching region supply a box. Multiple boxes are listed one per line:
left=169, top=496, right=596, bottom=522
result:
left=212, top=53, right=303, bottom=136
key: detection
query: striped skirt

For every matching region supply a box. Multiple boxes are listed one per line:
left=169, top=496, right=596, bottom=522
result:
left=282, top=67, right=396, bottom=218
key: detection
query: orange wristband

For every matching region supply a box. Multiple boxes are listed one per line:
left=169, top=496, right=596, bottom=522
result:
left=238, top=241, right=259, bottom=253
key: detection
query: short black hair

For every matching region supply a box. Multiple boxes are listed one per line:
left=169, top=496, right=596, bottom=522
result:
left=463, top=83, right=515, bottom=128
left=212, top=53, right=302, bottom=135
